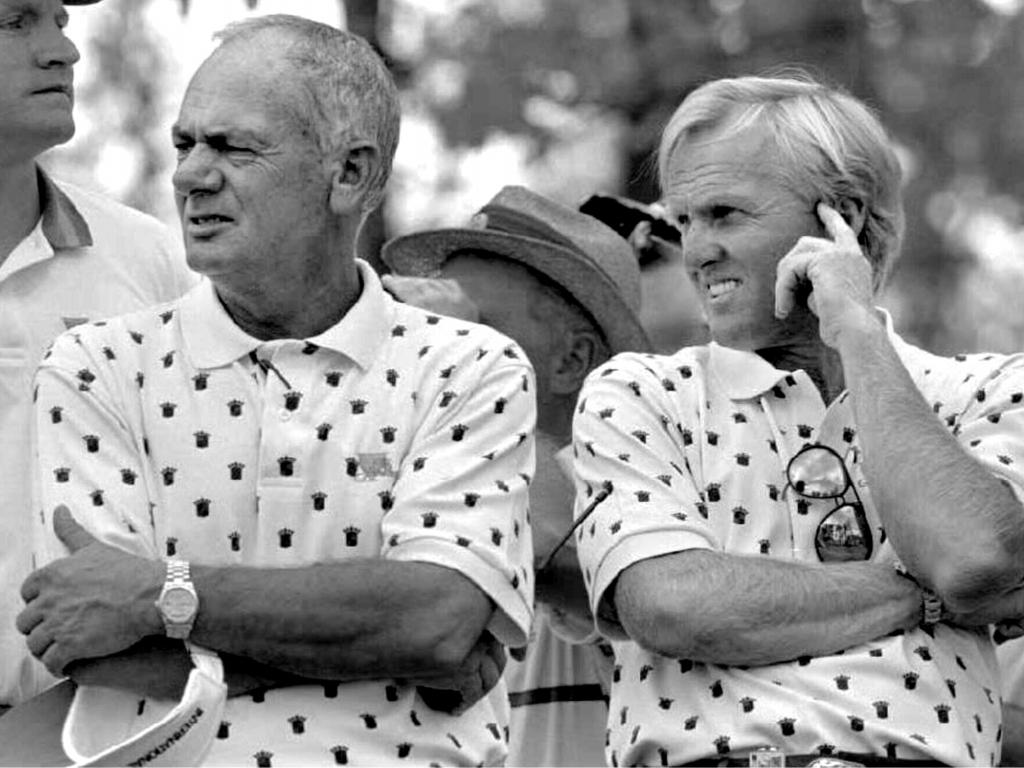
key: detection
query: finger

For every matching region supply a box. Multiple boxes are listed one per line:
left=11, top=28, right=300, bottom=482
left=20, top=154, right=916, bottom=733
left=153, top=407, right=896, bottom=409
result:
left=25, top=624, right=55, bottom=660
left=483, top=632, right=507, bottom=676
left=39, top=641, right=70, bottom=678
left=478, top=653, right=501, bottom=696
left=20, top=571, right=41, bottom=603
left=15, top=604, right=43, bottom=636
left=817, top=203, right=859, bottom=249
left=774, top=249, right=815, bottom=319
left=53, top=505, right=95, bottom=553
left=627, top=220, right=651, bottom=251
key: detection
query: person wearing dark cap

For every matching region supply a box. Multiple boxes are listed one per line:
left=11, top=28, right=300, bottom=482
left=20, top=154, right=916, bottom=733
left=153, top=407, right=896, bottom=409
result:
left=383, top=184, right=651, bottom=766
left=0, top=0, right=194, bottom=713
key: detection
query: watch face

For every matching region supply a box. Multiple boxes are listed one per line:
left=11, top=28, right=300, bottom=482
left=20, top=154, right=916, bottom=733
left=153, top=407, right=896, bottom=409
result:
left=160, top=587, right=198, bottom=622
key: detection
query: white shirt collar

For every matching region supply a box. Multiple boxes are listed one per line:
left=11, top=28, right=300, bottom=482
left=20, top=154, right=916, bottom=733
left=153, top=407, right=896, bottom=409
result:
left=707, top=308, right=903, bottom=401
left=179, top=259, right=393, bottom=371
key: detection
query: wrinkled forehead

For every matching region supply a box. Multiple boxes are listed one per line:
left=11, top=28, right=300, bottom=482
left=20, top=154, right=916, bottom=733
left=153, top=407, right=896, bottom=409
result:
left=661, top=126, right=793, bottom=209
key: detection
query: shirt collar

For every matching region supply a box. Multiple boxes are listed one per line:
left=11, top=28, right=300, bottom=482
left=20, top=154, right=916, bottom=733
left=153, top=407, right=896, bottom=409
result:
left=37, top=166, right=93, bottom=250
left=708, top=308, right=903, bottom=401
left=180, top=259, right=393, bottom=371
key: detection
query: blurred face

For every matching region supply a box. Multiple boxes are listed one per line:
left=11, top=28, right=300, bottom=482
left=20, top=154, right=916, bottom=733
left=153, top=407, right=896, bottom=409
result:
left=0, top=0, right=80, bottom=162
left=662, top=122, right=821, bottom=351
left=439, top=253, right=559, bottom=397
left=171, top=39, right=332, bottom=291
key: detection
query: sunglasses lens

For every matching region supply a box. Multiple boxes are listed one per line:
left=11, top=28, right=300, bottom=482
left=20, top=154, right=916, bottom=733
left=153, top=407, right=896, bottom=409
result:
left=816, top=504, right=872, bottom=562
left=789, top=447, right=848, bottom=498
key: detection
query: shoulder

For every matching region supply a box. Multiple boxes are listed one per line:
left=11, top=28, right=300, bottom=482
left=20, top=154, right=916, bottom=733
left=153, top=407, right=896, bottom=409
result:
left=45, top=299, right=185, bottom=365
left=897, top=334, right=1024, bottom=407
left=585, top=345, right=712, bottom=389
left=387, top=300, right=533, bottom=373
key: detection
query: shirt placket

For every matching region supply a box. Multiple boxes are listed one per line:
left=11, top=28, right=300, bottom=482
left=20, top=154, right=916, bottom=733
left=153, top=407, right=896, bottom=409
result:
left=252, top=342, right=310, bottom=558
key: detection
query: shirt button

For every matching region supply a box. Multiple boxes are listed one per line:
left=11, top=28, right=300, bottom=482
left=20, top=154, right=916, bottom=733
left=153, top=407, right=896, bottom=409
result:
left=280, top=409, right=291, bottom=422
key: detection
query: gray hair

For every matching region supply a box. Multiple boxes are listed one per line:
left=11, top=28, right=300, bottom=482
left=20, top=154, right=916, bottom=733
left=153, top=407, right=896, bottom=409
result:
left=214, top=15, right=400, bottom=213
left=657, top=72, right=904, bottom=290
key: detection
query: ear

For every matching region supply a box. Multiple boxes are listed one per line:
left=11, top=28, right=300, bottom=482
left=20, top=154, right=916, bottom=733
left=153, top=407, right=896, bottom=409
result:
left=549, top=328, right=604, bottom=396
left=328, top=141, right=381, bottom=216
left=836, top=196, right=867, bottom=241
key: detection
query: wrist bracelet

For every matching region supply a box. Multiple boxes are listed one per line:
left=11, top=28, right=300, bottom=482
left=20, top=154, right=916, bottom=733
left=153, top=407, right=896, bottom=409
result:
left=893, top=560, right=945, bottom=626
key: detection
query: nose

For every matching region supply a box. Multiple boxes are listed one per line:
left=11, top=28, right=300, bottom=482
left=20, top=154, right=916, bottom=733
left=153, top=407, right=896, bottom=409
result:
left=33, top=22, right=80, bottom=68
left=172, top=145, right=224, bottom=199
left=681, top=220, right=724, bottom=273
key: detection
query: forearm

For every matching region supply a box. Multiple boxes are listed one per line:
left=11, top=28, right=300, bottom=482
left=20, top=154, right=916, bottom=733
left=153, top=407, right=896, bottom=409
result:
left=147, top=559, right=496, bottom=681
left=615, top=549, right=920, bottom=666
left=838, top=314, right=1024, bottom=609
left=66, top=639, right=320, bottom=700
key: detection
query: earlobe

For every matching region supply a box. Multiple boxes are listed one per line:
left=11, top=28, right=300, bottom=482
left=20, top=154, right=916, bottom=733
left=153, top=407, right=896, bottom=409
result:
left=328, top=142, right=381, bottom=215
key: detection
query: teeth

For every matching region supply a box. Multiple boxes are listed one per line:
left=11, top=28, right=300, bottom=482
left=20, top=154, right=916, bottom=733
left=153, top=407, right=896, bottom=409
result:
left=192, top=215, right=228, bottom=224
left=707, top=279, right=740, bottom=299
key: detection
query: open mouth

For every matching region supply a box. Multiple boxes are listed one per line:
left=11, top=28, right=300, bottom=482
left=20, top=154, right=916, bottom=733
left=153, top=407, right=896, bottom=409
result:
left=707, top=278, right=741, bottom=300
left=189, top=214, right=233, bottom=225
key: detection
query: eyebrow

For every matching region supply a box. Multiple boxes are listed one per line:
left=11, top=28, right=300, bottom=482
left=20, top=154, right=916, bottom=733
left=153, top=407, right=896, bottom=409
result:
left=170, top=126, right=264, bottom=145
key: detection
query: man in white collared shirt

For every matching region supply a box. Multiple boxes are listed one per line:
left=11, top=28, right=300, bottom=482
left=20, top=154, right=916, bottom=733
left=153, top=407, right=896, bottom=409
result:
left=0, top=0, right=194, bottom=711
left=17, top=15, right=535, bottom=766
left=572, top=73, right=1024, bottom=767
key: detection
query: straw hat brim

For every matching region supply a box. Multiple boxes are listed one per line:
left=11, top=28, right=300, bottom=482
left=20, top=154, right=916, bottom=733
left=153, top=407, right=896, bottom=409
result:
left=383, top=227, right=651, bottom=355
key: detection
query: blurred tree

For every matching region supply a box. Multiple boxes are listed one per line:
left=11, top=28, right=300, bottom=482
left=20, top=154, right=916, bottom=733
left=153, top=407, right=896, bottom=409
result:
left=395, top=0, right=1024, bottom=353
left=60, top=0, right=1024, bottom=353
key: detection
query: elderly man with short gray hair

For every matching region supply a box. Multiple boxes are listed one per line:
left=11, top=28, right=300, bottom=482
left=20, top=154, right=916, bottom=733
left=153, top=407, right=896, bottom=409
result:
left=15, top=15, right=534, bottom=766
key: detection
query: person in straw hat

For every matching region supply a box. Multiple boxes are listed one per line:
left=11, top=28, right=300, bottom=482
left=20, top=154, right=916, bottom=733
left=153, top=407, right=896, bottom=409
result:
left=382, top=184, right=653, bottom=767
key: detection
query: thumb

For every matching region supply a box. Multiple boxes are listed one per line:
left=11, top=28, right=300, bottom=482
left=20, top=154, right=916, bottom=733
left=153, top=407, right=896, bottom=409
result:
left=53, top=505, right=96, bottom=553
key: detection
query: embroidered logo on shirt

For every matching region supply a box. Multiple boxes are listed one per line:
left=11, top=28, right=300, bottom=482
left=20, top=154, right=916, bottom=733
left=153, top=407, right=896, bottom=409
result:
left=353, top=452, right=397, bottom=481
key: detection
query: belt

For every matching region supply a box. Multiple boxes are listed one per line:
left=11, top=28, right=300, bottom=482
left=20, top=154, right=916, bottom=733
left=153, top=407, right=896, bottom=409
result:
left=680, top=753, right=948, bottom=767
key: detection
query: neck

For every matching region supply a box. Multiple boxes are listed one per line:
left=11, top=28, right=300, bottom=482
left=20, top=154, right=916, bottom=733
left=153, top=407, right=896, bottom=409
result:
left=216, top=258, right=363, bottom=340
left=757, top=337, right=846, bottom=404
left=0, top=161, right=42, bottom=265
left=538, top=394, right=576, bottom=445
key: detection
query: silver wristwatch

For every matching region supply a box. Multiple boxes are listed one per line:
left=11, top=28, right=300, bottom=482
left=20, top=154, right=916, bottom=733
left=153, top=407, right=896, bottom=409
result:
left=155, top=559, right=199, bottom=640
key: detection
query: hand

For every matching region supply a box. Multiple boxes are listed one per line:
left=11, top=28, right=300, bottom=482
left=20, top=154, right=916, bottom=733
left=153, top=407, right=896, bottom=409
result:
left=381, top=274, right=480, bottom=322
left=404, top=631, right=506, bottom=715
left=774, top=203, right=877, bottom=348
left=627, top=217, right=680, bottom=265
left=944, top=583, right=1024, bottom=635
left=16, top=506, right=163, bottom=676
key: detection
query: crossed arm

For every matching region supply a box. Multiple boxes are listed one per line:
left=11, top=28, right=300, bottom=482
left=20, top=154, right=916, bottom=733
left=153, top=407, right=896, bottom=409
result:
left=19, top=329, right=536, bottom=707
left=575, top=206, right=1024, bottom=667
left=19, top=516, right=504, bottom=706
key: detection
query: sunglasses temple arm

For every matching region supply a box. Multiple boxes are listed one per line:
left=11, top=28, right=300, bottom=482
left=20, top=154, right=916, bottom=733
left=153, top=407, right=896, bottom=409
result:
left=537, top=481, right=613, bottom=574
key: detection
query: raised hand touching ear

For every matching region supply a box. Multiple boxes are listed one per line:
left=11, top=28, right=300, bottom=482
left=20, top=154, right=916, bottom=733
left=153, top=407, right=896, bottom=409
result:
left=775, top=203, right=878, bottom=348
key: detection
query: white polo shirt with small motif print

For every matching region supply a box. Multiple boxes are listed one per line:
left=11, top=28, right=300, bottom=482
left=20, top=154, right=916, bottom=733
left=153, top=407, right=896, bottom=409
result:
left=33, top=260, right=536, bottom=767
left=0, top=169, right=196, bottom=707
left=572, top=313, right=1024, bottom=767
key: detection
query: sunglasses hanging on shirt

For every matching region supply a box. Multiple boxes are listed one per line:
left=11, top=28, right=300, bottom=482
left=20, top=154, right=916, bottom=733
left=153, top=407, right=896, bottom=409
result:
left=786, top=444, right=873, bottom=562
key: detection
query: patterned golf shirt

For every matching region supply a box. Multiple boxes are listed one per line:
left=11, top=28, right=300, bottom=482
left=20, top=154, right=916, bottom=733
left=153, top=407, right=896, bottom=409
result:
left=0, top=169, right=195, bottom=707
left=33, top=260, right=536, bottom=766
left=572, top=314, right=1024, bottom=767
